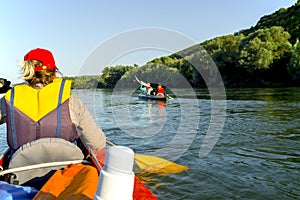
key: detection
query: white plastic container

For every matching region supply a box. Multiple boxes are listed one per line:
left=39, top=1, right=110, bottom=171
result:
left=94, top=146, right=135, bottom=200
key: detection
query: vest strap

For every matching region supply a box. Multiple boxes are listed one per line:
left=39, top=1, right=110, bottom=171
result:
left=56, top=79, right=66, bottom=138
left=9, top=87, right=18, bottom=149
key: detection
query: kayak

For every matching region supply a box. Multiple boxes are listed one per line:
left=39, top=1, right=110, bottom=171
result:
left=0, top=137, right=158, bottom=200
left=138, top=93, right=167, bottom=101
left=135, top=76, right=169, bottom=101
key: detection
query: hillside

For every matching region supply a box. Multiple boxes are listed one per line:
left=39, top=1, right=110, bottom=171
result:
left=144, top=1, right=300, bottom=88
left=73, top=1, right=300, bottom=88
left=239, top=0, right=300, bottom=44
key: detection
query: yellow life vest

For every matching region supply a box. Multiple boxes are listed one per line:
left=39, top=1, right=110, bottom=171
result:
left=4, top=78, right=78, bottom=149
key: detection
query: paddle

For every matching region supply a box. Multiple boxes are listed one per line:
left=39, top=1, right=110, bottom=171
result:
left=135, top=76, right=148, bottom=87
left=79, top=135, right=103, bottom=173
left=106, top=140, right=188, bottom=174
left=166, top=94, right=173, bottom=99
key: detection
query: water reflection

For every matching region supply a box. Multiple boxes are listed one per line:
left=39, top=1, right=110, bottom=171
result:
left=146, top=101, right=166, bottom=122
left=224, top=87, right=300, bottom=102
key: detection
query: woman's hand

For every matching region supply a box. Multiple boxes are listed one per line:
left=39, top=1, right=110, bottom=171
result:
left=0, top=78, right=11, bottom=93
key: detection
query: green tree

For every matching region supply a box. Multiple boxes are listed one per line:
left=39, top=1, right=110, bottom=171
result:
left=118, top=63, right=183, bottom=88
left=211, top=34, right=244, bottom=69
left=148, top=55, right=193, bottom=85
left=238, top=1, right=300, bottom=44
left=288, top=39, right=300, bottom=81
left=238, top=26, right=292, bottom=72
left=65, top=75, right=100, bottom=89
left=98, top=65, right=137, bottom=88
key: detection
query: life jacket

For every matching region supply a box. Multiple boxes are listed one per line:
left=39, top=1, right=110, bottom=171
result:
left=157, top=87, right=165, bottom=95
left=146, top=84, right=151, bottom=90
left=4, top=78, right=79, bottom=150
left=139, top=85, right=146, bottom=93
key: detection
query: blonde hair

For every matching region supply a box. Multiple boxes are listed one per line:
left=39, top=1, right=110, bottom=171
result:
left=18, top=60, right=56, bottom=89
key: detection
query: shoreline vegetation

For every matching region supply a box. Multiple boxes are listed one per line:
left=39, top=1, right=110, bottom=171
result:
left=67, top=1, right=300, bottom=89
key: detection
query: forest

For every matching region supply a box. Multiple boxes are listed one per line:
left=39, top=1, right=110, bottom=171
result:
left=69, top=0, right=300, bottom=89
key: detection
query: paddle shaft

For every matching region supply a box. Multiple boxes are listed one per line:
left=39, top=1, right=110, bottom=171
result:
left=166, top=94, right=173, bottom=99
left=106, top=140, right=116, bottom=147
left=80, top=135, right=102, bottom=171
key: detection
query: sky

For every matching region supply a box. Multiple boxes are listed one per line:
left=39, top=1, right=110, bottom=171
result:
left=0, top=0, right=298, bottom=84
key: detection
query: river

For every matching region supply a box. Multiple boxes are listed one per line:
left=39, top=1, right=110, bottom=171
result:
left=0, top=87, right=299, bottom=199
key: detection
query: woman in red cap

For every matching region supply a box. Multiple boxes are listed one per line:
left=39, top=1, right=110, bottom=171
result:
left=0, top=48, right=106, bottom=150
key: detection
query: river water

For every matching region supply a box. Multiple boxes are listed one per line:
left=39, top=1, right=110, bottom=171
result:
left=0, top=87, right=299, bottom=199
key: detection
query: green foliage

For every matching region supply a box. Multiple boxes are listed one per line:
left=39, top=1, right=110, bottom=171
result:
left=118, top=63, right=183, bottom=88
left=238, top=26, right=292, bottom=72
left=207, top=34, right=244, bottom=69
left=98, top=65, right=138, bottom=88
left=148, top=54, right=194, bottom=85
left=201, top=34, right=244, bottom=56
left=239, top=2, right=300, bottom=44
left=64, top=76, right=100, bottom=89
left=288, top=39, right=300, bottom=81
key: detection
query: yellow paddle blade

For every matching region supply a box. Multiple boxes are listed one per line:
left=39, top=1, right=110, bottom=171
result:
left=134, top=154, right=188, bottom=174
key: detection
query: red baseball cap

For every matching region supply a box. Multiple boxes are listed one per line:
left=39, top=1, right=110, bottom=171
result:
left=24, top=48, right=58, bottom=71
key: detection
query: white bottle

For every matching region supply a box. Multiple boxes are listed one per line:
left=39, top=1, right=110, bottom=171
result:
left=94, top=146, right=135, bottom=200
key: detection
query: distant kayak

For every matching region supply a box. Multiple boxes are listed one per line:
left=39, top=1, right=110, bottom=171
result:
left=138, top=93, right=167, bottom=101
left=135, top=76, right=171, bottom=101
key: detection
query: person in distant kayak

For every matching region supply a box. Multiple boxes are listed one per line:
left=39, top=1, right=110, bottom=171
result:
left=0, top=48, right=106, bottom=150
left=139, top=84, right=147, bottom=93
left=146, top=82, right=154, bottom=95
left=156, top=84, right=165, bottom=97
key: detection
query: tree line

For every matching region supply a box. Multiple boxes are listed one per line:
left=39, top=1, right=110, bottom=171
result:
left=69, top=1, right=300, bottom=89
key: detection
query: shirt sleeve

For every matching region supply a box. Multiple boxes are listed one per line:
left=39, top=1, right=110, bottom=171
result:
left=69, top=95, right=106, bottom=150
left=0, top=97, right=6, bottom=124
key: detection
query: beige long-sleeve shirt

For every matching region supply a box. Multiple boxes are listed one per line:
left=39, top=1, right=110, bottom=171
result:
left=0, top=94, right=106, bottom=150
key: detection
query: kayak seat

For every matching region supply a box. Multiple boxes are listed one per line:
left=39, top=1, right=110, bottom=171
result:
left=7, top=138, right=84, bottom=188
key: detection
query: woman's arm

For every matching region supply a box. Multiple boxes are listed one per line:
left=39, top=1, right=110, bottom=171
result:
left=69, top=95, right=106, bottom=150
